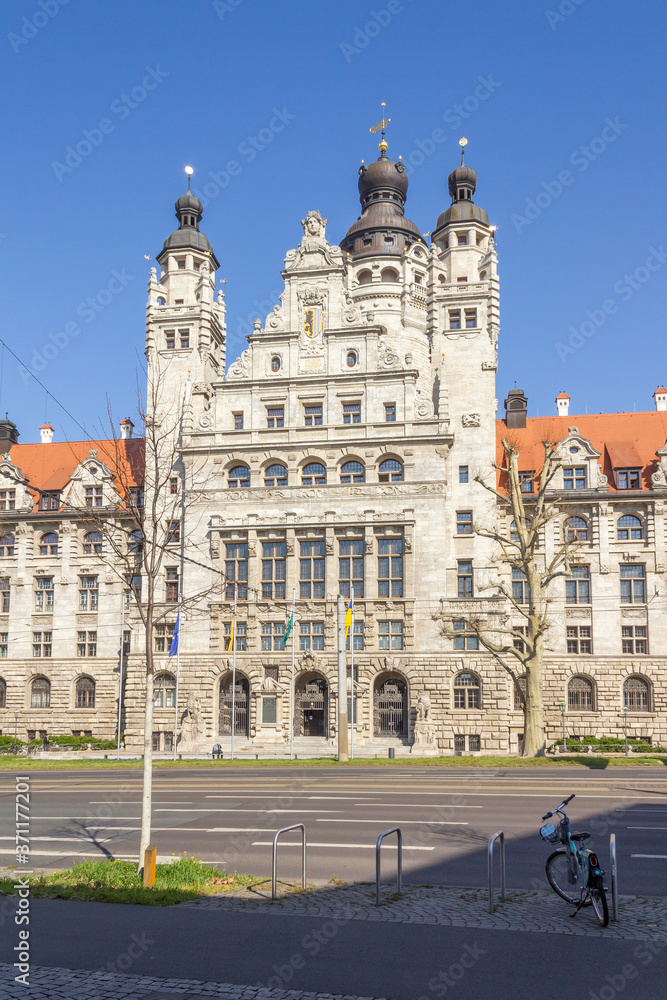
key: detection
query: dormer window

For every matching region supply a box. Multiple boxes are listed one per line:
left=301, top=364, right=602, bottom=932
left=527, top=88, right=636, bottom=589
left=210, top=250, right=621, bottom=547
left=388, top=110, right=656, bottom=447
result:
left=40, top=492, right=60, bottom=511
left=363, top=237, right=372, bottom=247
left=617, top=468, right=641, bottom=490
left=85, top=486, right=103, bottom=508
left=563, top=467, right=586, bottom=490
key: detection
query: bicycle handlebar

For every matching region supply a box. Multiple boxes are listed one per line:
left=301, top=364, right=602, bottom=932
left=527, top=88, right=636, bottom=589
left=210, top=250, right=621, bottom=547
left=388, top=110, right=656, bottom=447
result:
left=541, top=793, right=575, bottom=821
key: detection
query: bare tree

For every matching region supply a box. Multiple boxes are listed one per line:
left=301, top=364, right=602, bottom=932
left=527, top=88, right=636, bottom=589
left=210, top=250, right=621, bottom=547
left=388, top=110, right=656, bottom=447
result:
left=434, top=435, right=577, bottom=757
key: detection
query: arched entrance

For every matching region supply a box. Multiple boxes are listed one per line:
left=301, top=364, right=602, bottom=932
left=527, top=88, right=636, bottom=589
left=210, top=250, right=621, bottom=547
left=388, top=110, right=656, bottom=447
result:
left=374, top=675, right=408, bottom=737
left=295, top=674, right=328, bottom=737
left=218, top=674, right=249, bottom=737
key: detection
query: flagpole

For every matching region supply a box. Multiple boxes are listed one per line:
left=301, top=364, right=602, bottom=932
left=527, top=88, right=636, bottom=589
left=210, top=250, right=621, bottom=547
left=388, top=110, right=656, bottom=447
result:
left=350, top=584, right=354, bottom=760
left=117, top=585, right=125, bottom=761
left=172, top=596, right=182, bottom=760
left=231, top=588, right=237, bottom=760
left=290, top=587, right=295, bottom=761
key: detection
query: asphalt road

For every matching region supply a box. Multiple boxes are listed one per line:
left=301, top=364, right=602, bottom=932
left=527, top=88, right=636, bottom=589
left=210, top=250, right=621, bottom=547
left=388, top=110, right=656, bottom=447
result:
left=1, top=765, right=666, bottom=895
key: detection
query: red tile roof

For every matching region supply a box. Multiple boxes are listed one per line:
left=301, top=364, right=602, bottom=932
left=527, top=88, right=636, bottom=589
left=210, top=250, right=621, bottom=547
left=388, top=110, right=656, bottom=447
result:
left=7, top=438, right=144, bottom=495
left=496, top=411, right=667, bottom=492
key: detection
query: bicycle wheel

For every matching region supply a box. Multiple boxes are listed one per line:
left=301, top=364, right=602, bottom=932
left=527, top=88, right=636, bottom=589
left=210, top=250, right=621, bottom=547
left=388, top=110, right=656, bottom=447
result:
left=590, top=876, right=609, bottom=927
left=545, top=850, right=580, bottom=904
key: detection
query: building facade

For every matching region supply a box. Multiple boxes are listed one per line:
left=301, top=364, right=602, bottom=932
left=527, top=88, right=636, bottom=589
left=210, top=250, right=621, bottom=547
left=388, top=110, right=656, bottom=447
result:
left=1, top=140, right=666, bottom=754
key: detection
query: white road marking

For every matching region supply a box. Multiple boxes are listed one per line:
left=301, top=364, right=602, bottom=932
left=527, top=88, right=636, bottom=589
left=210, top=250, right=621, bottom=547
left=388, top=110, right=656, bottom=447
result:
left=0, top=836, right=115, bottom=843
left=626, top=826, right=667, bottom=830
left=251, top=841, right=434, bottom=851
left=315, top=818, right=468, bottom=825
left=631, top=854, right=667, bottom=859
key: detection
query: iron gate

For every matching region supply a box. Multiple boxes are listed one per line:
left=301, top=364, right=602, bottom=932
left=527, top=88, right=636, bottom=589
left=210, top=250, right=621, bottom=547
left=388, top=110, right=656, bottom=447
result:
left=295, top=679, right=328, bottom=737
left=374, top=679, right=408, bottom=737
left=219, top=679, right=249, bottom=736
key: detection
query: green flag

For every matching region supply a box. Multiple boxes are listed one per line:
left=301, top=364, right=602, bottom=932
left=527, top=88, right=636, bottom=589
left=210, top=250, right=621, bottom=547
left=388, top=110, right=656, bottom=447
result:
left=281, top=613, right=294, bottom=649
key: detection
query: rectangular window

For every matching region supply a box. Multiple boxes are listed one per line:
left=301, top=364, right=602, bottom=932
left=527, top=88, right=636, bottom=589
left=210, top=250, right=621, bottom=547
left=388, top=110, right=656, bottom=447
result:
left=77, top=631, right=97, bottom=657
left=262, top=541, right=286, bottom=600
left=512, top=567, right=528, bottom=604
left=177, top=259, right=186, bottom=270
left=79, top=576, right=99, bottom=612
left=457, top=560, right=473, bottom=599
left=456, top=511, right=473, bottom=535
left=166, top=330, right=175, bottom=350
left=129, top=487, right=144, bottom=508
left=0, top=631, right=7, bottom=657
left=457, top=276, right=468, bottom=283
left=225, top=542, right=248, bottom=600
left=300, top=540, right=325, bottom=599
left=33, top=632, right=52, bottom=657
left=453, top=620, right=478, bottom=650
left=339, top=539, right=364, bottom=598
left=223, top=620, right=247, bottom=651
left=35, top=577, right=54, bottom=612
left=345, top=620, right=363, bottom=651
left=170, top=477, right=179, bottom=494
left=347, top=695, right=358, bottom=723
left=233, top=412, right=244, bottom=431
left=266, top=407, right=284, bottom=429
left=262, top=696, right=277, bottom=724
left=85, top=486, right=103, bottom=508
left=622, top=625, right=648, bottom=654
left=125, top=574, right=142, bottom=607
left=617, top=469, right=641, bottom=490
left=154, top=623, right=167, bottom=653
left=454, top=734, right=465, bottom=752
left=167, top=520, right=181, bottom=543
left=0, top=579, right=9, bottom=614
left=165, top=567, right=179, bottom=603
left=163, top=732, right=174, bottom=752
left=518, top=472, right=534, bottom=493
left=41, top=492, right=60, bottom=511
left=566, top=625, right=592, bottom=654
left=459, top=466, right=469, bottom=484
left=465, top=309, right=477, bottom=329
left=449, top=310, right=461, bottom=330
left=384, top=403, right=396, bottom=423
left=563, top=467, right=586, bottom=490
left=0, top=490, right=15, bottom=511
left=468, top=734, right=481, bottom=752
left=343, top=403, right=361, bottom=425
left=566, top=565, right=590, bottom=604
left=261, top=622, right=286, bottom=651
left=378, top=538, right=403, bottom=597
left=513, top=625, right=527, bottom=654
left=304, top=404, right=323, bottom=426
left=457, top=234, right=468, bottom=246
left=179, top=329, right=189, bottom=349
left=379, top=621, right=403, bottom=650
left=299, top=621, right=324, bottom=651
left=620, top=564, right=645, bottom=604
left=152, top=732, right=161, bottom=751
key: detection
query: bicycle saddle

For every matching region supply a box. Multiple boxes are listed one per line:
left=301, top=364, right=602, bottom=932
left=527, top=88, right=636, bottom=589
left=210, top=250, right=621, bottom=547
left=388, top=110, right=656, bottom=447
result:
left=570, top=832, right=590, bottom=841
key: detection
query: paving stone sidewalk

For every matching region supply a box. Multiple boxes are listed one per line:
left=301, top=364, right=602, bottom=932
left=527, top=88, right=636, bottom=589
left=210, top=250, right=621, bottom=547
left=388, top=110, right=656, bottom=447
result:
left=178, top=881, right=667, bottom=940
left=0, top=964, right=386, bottom=1000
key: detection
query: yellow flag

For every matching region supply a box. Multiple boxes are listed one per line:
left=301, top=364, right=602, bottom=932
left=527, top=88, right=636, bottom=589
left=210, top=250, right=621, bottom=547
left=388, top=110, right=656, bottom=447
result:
left=344, top=600, right=353, bottom=639
left=227, top=616, right=235, bottom=653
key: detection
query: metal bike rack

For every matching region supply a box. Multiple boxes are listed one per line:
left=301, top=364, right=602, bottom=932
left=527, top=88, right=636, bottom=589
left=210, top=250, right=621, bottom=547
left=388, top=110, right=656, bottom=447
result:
left=376, top=827, right=402, bottom=905
left=610, top=833, right=618, bottom=922
left=272, top=823, right=306, bottom=901
left=488, top=830, right=506, bottom=913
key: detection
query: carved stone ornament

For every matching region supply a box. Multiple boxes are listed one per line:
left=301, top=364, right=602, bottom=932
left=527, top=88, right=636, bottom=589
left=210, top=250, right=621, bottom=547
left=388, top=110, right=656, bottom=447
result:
left=415, top=388, right=434, bottom=419
left=299, top=285, right=327, bottom=306
left=266, top=303, right=285, bottom=331
left=227, top=349, right=250, bottom=380
left=301, top=210, right=327, bottom=242
left=192, top=381, right=212, bottom=400
left=199, top=413, right=212, bottom=430
left=482, top=360, right=498, bottom=371
left=596, top=467, right=609, bottom=487
left=379, top=346, right=400, bottom=369
left=462, top=413, right=481, bottom=427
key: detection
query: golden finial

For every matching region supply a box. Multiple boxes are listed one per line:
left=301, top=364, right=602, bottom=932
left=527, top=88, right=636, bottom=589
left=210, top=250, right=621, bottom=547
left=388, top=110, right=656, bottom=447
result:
left=459, top=137, right=468, bottom=164
left=370, top=101, right=391, bottom=154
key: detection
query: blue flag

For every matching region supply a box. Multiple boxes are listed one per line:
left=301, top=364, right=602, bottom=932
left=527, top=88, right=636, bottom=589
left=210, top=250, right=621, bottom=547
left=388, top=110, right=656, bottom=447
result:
left=169, top=612, right=180, bottom=657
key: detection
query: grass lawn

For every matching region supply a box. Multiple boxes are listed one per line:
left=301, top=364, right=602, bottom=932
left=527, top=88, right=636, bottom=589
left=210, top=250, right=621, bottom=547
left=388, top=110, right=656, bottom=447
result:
left=0, top=754, right=665, bottom=770
left=0, top=856, right=255, bottom=906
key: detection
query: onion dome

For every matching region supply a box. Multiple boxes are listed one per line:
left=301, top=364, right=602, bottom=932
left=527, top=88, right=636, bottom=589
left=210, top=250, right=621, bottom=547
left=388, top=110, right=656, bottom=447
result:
left=340, top=142, right=424, bottom=260
left=433, top=141, right=488, bottom=233
left=157, top=171, right=219, bottom=268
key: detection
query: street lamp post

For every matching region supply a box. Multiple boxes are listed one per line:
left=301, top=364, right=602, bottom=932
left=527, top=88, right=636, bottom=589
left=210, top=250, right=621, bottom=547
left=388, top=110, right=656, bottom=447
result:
left=559, top=701, right=566, bottom=750
left=13, top=711, right=18, bottom=754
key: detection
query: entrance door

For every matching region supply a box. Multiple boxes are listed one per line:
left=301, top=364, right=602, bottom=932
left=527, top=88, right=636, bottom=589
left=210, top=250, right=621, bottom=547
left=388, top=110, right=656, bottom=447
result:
left=374, top=678, right=408, bottom=737
left=219, top=678, right=249, bottom=737
left=302, top=710, right=325, bottom=737
left=295, top=678, right=328, bottom=736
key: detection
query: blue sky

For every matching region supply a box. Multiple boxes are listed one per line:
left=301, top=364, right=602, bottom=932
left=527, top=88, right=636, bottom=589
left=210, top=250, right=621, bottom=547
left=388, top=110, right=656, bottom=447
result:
left=1, top=0, right=665, bottom=442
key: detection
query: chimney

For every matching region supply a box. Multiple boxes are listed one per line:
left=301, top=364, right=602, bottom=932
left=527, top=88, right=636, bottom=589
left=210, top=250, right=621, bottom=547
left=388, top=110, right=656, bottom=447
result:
left=504, top=388, right=528, bottom=429
left=120, top=418, right=134, bottom=440
left=40, top=423, right=54, bottom=444
left=556, top=392, right=570, bottom=417
left=654, top=387, right=667, bottom=412
left=0, top=416, right=19, bottom=453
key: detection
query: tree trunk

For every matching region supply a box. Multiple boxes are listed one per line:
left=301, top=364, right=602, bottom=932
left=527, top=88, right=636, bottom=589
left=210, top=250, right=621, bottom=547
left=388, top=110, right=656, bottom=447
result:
left=523, top=631, right=545, bottom=756
left=138, top=605, right=154, bottom=872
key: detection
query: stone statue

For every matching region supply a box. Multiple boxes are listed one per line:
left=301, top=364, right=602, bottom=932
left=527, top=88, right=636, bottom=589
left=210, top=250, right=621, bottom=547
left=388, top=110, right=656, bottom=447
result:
left=180, top=692, right=203, bottom=744
left=416, top=693, right=431, bottom=722
left=301, top=210, right=327, bottom=242
left=411, top=691, right=439, bottom=756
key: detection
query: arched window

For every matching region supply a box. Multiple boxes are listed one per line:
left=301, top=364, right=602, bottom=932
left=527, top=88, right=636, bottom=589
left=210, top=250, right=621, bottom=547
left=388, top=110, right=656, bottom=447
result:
left=513, top=675, right=526, bottom=711
left=228, top=465, right=250, bottom=489
left=617, top=514, right=644, bottom=541
left=302, top=462, right=326, bottom=486
left=83, top=531, right=103, bottom=555
left=0, top=676, right=5, bottom=709
left=128, top=529, right=143, bottom=555
left=340, top=461, right=365, bottom=484
left=75, top=677, right=95, bottom=708
left=346, top=351, right=357, bottom=368
left=154, top=673, right=177, bottom=708
left=454, top=672, right=480, bottom=709
left=39, top=533, right=58, bottom=556
left=31, top=677, right=50, bottom=709
left=623, top=676, right=650, bottom=712
left=264, top=464, right=287, bottom=487
left=565, top=516, right=589, bottom=542
left=0, top=533, right=15, bottom=557
left=379, top=458, right=403, bottom=483
left=357, top=269, right=372, bottom=285
left=381, top=267, right=399, bottom=283
left=270, top=356, right=281, bottom=372
left=510, top=518, right=532, bottom=544
left=568, top=676, right=594, bottom=711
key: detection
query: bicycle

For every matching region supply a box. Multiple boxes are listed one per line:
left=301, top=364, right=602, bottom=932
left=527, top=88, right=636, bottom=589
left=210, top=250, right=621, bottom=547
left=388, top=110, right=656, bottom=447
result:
left=539, top=793, right=609, bottom=927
